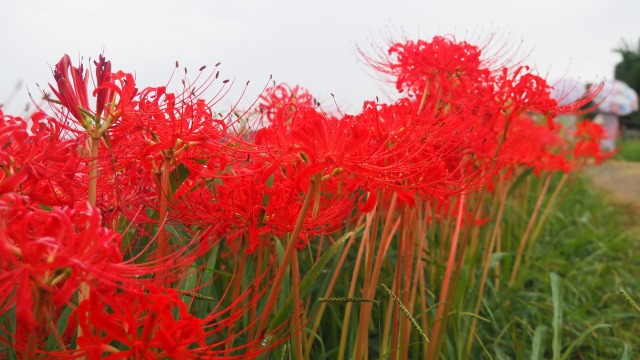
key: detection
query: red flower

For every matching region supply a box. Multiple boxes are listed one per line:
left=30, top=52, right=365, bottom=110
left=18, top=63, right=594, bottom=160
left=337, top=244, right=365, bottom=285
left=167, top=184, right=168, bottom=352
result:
left=0, top=194, right=124, bottom=351
left=49, top=54, right=137, bottom=135
left=93, top=54, right=113, bottom=119
left=0, top=111, right=84, bottom=206
left=363, top=35, right=491, bottom=99
left=76, top=287, right=204, bottom=359
left=572, top=120, right=615, bottom=164
left=50, top=54, right=90, bottom=124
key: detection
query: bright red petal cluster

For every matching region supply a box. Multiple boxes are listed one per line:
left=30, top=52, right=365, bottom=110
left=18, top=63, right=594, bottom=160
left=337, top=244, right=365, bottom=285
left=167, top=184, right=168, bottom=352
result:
left=0, top=35, right=614, bottom=358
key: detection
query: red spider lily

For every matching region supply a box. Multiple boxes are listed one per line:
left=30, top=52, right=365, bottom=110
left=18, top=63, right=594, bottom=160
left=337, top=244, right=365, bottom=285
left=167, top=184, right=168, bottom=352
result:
left=92, top=158, right=157, bottom=227
left=572, top=120, right=615, bottom=164
left=48, top=54, right=137, bottom=136
left=349, top=99, right=494, bottom=202
left=103, top=80, right=235, bottom=275
left=75, top=287, right=205, bottom=359
left=0, top=111, right=85, bottom=206
left=259, top=164, right=357, bottom=246
left=491, top=66, right=581, bottom=128
left=96, top=70, right=138, bottom=124
left=73, top=266, right=278, bottom=359
left=0, top=194, right=124, bottom=353
left=208, top=169, right=270, bottom=253
left=93, top=54, right=113, bottom=119
left=169, top=155, right=358, bottom=253
left=357, top=35, right=606, bottom=207
left=360, top=38, right=503, bottom=198
left=362, top=35, right=493, bottom=100
left=110, top=84, right=230, bottom=190
left=498, top=114, right=575, bottom=175
left=50, top=54, right=90, bottom=125
left=255, top=107, right=367, bottom=189
left=258, top=83, right=315, bottom=123
left=255, top=84, right=496, bottom=210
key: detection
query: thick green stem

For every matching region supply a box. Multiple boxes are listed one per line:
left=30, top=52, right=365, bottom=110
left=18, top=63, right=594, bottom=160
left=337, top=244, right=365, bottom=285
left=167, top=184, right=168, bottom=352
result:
left=44, top=307, right=67, bottom=352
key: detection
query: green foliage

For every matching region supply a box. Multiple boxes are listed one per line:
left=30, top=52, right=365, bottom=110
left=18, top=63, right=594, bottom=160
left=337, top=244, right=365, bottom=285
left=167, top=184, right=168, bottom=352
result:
left=615, top=39, right=640, bottom=123
left=475, top=175, right=640, bottom=359
left=616, top=139, right=640, bottom=162
left=615, top=39, right=640, bottom=98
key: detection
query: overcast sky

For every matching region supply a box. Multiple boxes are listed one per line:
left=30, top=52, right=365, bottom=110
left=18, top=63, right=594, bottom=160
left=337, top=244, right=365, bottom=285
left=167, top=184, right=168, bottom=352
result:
left=1, top=0, right=639, bottom=115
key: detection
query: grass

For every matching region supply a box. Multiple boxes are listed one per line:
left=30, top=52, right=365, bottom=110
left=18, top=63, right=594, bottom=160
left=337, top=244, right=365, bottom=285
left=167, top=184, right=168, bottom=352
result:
left=616, top=138, right=640, bottom=162
left=474, top=174, right=640, bottom=359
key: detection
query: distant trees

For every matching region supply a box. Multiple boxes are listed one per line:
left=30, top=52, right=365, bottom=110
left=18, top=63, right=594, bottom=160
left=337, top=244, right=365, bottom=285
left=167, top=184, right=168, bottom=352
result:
left=614, top=39, right=640, bottom=95
left=614, top=39, right=640, bottom=124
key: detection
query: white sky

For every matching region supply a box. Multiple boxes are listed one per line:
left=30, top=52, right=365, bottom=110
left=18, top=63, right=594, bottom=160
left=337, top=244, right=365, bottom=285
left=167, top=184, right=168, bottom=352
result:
left=1, top=0, right=639, bottom=115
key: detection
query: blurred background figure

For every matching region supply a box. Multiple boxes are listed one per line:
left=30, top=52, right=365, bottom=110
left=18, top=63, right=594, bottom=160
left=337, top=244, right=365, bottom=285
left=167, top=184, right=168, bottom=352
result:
left=590, top=79, right=639, bottom=151
left=594, top=112, right=621, bottom=151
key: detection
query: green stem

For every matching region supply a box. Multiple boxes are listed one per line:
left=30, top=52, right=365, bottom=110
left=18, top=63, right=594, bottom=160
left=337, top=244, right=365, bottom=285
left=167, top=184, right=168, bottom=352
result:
left=248, top=240, right=265, bottom=344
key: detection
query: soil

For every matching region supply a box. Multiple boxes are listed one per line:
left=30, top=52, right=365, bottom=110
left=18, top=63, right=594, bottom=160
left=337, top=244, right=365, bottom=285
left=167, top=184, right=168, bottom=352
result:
left=583, top=160, right=640, bottom=225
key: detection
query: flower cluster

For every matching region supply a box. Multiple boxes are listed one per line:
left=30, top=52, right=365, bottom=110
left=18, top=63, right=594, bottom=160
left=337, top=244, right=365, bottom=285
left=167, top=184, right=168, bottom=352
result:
left=0, top=35, right=613, bottom=359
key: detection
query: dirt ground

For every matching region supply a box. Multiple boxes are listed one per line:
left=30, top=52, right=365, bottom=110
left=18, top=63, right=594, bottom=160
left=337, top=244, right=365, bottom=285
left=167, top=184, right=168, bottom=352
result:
left=583, top=160, right=640, bottom=212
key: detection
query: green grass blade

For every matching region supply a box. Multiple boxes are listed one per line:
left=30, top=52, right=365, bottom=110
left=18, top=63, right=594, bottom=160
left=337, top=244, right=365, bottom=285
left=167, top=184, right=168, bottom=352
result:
left=550, top=272, right=562, bottom=360
left=559, top=323, right=611, bottom=360
left=268, top=228, right=359, bottom=332
left=507, top=168, right=533, bottom=197
left=619, top=342, right=632, bottom=360
left=530, top=325, right=546, bottom=360
left=45, top=306, right=72, bottom=351
left=199, top=242, right=220, bottom=301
